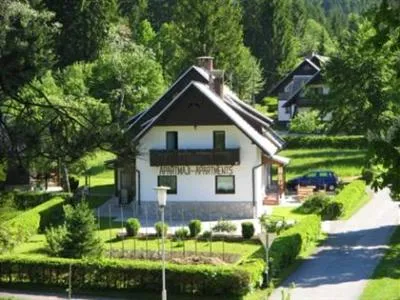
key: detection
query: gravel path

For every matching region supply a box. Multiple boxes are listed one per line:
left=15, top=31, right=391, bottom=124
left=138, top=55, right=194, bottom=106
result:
left=269, top=188, right=399, bottom=300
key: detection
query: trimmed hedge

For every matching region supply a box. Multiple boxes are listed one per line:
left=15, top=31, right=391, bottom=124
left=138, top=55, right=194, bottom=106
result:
left=269, top=214, right=321, bottom=277
left=333, top=180, right=366, bottom=219
left=0, top=256, right=254, bottom=296
left=13, top=192, right=71, bottom=210
left=1, top=197, right=65, bottom=250
left=284, top=135, right=366, bottom=149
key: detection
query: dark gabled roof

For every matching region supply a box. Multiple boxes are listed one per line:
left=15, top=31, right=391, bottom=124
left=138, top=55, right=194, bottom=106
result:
left=127, top=65, right=209, bottom=136
left=282, top=71, right=320, bottom=107
left=133, top=81, right=282, bottom=156
left=269, top=57, right=320, bottom=96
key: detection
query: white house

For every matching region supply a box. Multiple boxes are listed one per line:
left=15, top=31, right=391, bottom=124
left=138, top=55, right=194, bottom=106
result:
left=270, top=53, right=330, bottom=125
left=111, top=57, right=289, bottom=220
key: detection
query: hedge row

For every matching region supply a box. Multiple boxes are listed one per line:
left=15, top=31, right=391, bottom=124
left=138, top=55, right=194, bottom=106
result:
left=1, top=197, right=65, bottom=250
left=333, top=180, right=366, bottom=219
left=0, top=256, right=254, bottom=296
left=284, top=135, right=366, bottom=149
left=13, top=192, right=71, bottom=210
left=269, top=214, right=321, bottom=277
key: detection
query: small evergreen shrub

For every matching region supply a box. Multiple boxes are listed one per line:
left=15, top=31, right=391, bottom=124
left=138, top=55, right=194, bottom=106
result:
left=125, top=218, right=141, bottom=237
left=296, top=193, right=331, bottom=215
left=241, top=222, right=255, bottom=239
left=174, top=227, right=189, bottom=240
left=321, top=201, right=343, bottom=220
left=259, top=214, right=287, bottom=234
left=155, top=221, right=168, bottom=237
left=201, top=230, right=212, bottom=239
left=45, top=225, right=67, bottom=256
left=212, top=219, right=237, bottom=233
left=188, top=219, right=202, bottom=237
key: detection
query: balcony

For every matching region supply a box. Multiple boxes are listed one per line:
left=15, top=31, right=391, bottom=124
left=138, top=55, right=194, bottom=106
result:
left=150, top=148, right=240, bottom=166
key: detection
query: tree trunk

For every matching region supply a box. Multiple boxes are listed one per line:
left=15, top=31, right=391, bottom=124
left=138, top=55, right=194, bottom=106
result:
left=63, top=163, right=71, bottom=193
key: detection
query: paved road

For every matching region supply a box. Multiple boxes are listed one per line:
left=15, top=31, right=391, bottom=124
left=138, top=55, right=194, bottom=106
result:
left=269, top=188, right=399, bottom=300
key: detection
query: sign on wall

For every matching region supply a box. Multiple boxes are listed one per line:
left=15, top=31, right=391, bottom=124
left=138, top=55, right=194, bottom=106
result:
left=159, top=165, right=234, bottom=176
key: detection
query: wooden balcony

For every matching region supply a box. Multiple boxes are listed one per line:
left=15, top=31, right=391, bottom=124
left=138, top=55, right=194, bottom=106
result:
left=149, top=148, right=240, bottom=166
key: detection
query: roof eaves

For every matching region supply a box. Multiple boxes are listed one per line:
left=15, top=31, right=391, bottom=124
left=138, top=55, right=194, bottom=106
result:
left=282, top=71, right=320, bottom=108
left=127, top=65, right=209, bottom=131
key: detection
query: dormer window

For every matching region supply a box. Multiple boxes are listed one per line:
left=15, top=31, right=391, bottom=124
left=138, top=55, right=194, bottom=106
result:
left=166, top=131, right=178, bottom=150
left=213, top=131, right=225, bottom=150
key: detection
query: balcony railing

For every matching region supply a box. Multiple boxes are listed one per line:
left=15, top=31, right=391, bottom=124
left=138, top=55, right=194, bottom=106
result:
left=150, top=148, right=240, bottom=166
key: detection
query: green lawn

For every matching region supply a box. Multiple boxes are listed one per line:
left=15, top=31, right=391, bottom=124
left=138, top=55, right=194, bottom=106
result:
left=360, top=225, right=400, bottom=300
left=280, top=148, right=366, bottom=180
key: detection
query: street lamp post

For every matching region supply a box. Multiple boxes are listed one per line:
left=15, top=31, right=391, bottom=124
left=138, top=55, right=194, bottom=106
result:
left=154, top=186, right=170, bottom=300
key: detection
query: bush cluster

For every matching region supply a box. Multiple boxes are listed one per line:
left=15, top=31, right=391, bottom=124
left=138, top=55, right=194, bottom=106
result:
left=154, top=221, right=168, bottom=237
left=333, top=180, right=366, bottom=219
left=45, top=202, right=102, bottom=258
left=0, top=256, right=254, bottom=296
left=212, top=219, right=237, bottom=233
left=295, top=193, right=338, bottom=220
left=269, top=214, right=321, bottom=277
left=284, top=135, right=366, bottom=149
left=0, top=197, right=64, bottom=253
left=241, top=222, right=255, bottom=239
left=174, top=227, right=189, bottom=240
left=125, top=218, right=141, bottom=237
left=188, top=219, right=202, bottom=237
left=13, top=191, right=71, bottom=210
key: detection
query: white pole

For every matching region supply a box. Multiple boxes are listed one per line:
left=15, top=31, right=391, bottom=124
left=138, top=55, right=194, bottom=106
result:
left=161, top=206, right=167, bottom=300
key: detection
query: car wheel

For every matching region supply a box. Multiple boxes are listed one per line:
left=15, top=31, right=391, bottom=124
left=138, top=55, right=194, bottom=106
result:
left=327, top=184, right=335, bottom=191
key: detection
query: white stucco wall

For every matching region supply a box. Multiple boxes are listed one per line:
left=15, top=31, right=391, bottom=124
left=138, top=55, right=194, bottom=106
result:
left=135, top=125, right=264, bottom=205
left=278, top=100, right=291, bottom=121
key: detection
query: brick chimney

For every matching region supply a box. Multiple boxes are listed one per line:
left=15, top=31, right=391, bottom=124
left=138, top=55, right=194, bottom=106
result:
left=196, top=56, right=214, bottom=71
left=210, top=69, right=224, bottom=97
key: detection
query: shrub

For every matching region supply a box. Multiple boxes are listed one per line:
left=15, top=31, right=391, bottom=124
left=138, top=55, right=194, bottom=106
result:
left=284, top=135, right=366, bottom=149
left=212, top=219, right=237, bottom=233
left=321, top=201, right=343, bottom=220
left=289, top=111, right=324, bottom=134
left=296, top=193, right=331, bottom=215
left=58, top=202, right=103, bottom=258
left=125, top=218, right=141, bottom=237
left=45, top=225, right=67, bottom=256
left=201, top=230, right=212, bottom=239
left=0, top=256, right=254, bottom=296
left=188, top=219, right=202, bottom=237
left=333, top=180, right=366, bottom=219
left=259, top=214, right=287, bottom=234
left=174, top=227, right=189, bottom=240
left=361, top=168, right=374, bottom=183
left=1, top=197, right=64, bottom=253
left=269, top=214, right=321, bottom=277
left=241, top=222, right=255, bottom=239
left=155, top=221, right=168, bottom=237
left=13, top=192, right=72, bottom=210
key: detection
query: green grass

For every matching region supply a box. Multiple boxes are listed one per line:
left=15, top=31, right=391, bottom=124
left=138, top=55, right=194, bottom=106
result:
left=270, top=206, right=310, bottom=222
left=280, top=148, right=366, bottom=180
left=360, top=225, right=400, bottom=300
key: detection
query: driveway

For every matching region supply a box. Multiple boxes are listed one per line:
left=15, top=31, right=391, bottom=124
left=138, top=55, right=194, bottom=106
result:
left=269, top=188, right=399, bottom=300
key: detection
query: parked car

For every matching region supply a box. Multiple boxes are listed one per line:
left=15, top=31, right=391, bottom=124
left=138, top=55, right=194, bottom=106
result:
left=286, top=170, right=339, bottom=191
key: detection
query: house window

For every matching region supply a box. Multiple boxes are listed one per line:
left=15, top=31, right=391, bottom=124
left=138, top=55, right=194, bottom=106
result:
left=166, top=131, right=178, bottom=150
left=158, top=175, right=177, bottom=194
left=213, top=131, right=225, bottom=150
left=215, top=175, right=235, bottom=194
left=285, top=106, right=291, bottom=114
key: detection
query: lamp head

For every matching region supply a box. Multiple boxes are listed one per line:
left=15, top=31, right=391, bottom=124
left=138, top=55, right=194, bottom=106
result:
left=154, top=186, right=170, bottom=207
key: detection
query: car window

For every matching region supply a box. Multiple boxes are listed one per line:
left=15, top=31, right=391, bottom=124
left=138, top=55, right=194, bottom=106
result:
left=319, top=172, right=329, bottom=177
left=305, top=172, right=318, bottom=178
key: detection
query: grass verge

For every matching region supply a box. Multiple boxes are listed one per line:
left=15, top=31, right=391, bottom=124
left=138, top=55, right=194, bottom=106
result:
left=279, top=148, right=366, bottom=180
left=360, top=225, right=400, bottom=300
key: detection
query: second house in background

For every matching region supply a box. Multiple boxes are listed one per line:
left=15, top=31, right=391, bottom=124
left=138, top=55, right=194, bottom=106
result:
left=269, top=53, right=331, bottom=125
